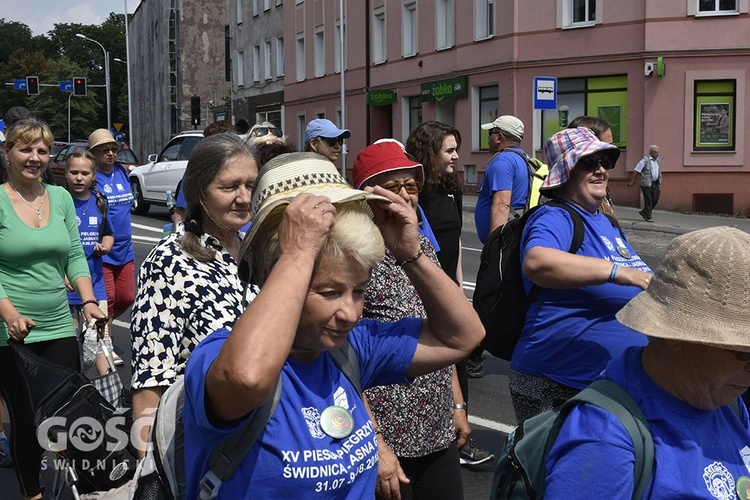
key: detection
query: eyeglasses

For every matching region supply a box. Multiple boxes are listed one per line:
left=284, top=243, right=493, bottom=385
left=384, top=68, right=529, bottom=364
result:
left=729, top=350, right=750, bottom=362
left=579, top=155, right=616, bottom=171
left=97, top=146, right=120, bottom=155
left=489, top=128, right=503, bottom=137
left=380, top=179, right=423, bottom=195
left=320, top=136, right=344, bottom=147
left=251, top=127, right=283, bottom=138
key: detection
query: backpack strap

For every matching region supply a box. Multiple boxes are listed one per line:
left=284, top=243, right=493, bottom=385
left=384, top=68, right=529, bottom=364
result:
left=561, top=379, right=654, bottom=500
left=94, top=190, right=110, bottom=242
left=501, top=147, right=537, bottom=213
left=198, top=340, right=362, bottom=499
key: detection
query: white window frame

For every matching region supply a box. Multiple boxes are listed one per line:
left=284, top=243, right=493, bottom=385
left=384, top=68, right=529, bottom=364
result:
left=253, top=45, right=261, bottom=82
left=263, top=40, right=272, bottom=80
left=276, top=37, right=285, bottom=77
left=237, top=0, right=243, bottom=24
left=253, top=0, right=259, bottom=17
left=558, top=0, right=600, bottom=28
left=296, top=36, right=306, bottom=82
left=436, top=0, right=454, bottom=50
left=474, top=0, right=495, bottom=40
left=264, top=0, right=271, bottom=11
left=402, top=2, right=418, bottom=57
left=314, top=29, right=325, bottom=77
left=237, top=50, right=244, bottom=87
left=373, top=10, right=386, bottom=64
left=692, top=0, right=741, bottom=15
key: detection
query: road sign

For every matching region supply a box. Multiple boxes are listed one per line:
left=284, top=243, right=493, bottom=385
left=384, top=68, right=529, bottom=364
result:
left=14, top=79, right=27, bottom=91
left=114, top=132, right=125, bottom=142
left=534, top=77, right=557, bottom=110
left=60, top=81, right=73, bottom=91
left=113, top=122, right=123, bottom=132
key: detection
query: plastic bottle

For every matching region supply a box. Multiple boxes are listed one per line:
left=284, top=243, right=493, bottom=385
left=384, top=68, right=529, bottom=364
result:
left=166, top=190, right=176, bottom=211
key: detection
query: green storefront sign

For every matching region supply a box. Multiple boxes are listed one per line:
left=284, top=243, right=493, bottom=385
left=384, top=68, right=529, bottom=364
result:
left=367, top=89, right=397, bottom=106
left=420, top=76, right=468, bottom=102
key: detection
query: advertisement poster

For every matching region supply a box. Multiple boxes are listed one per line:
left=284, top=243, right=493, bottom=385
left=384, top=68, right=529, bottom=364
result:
left=699, top=103, right=730, bottom=145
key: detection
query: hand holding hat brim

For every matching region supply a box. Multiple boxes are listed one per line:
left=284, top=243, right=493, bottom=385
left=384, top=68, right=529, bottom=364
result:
left=364, top=185, right=421, bottom=263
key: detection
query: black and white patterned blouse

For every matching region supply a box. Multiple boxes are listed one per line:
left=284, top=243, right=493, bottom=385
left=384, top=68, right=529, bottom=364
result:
left=130, top=227, right=257, bottom=390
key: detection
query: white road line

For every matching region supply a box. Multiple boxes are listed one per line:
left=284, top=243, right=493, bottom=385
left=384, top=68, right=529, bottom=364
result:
left=133, top=235, right=161, bottom=244
left=463, top=246, right=482, bottom=253
left=132, top=222, right=164, bottom=233
left=468, top=415, right=515, bottom=435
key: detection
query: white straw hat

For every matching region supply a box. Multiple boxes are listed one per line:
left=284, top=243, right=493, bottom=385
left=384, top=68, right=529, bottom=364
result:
left=617, top=226, right=750, bottom=352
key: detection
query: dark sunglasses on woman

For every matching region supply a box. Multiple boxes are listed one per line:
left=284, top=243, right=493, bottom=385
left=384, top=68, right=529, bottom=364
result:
left=319, top=136, right=344, bottom=148
left=579, top=155, right=616, bottom=170
left=251, top=127, right=283, bottom=138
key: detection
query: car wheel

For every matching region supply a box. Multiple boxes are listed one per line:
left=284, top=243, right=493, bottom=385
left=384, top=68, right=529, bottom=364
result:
left=130, top=180, right=150, bottom=215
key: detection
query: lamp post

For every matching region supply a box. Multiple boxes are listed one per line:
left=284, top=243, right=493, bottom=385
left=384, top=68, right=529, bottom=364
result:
left=114, top=57, right=133, bottom=148
left=76, top=33, right=111, bottom=132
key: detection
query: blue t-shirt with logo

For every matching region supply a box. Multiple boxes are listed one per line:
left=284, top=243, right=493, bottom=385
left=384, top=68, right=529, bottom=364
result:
left=475, top=149, right=530, bottom=243
left=512, top=202, right=651, bottom=389
left=67, top=193, right=113, bottom=304
left=183, top=318, right=420, bottom=499
left=546, top=347, right=750, bottom=499
left=95, top=164, right=134, bottom=265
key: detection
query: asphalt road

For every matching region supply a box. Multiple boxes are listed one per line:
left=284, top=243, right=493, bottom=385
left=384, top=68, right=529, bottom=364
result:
left=1, top=205, right=672, bottom=499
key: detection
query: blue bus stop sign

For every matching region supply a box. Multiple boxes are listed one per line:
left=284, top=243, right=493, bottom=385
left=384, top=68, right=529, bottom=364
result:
left=534, top=77, right=557, bottom=110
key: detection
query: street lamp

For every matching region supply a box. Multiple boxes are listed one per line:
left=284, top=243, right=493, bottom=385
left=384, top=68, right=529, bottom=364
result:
left=76, top=33, right=111, bottom=132
left=114, top=57, right=134, bottom=148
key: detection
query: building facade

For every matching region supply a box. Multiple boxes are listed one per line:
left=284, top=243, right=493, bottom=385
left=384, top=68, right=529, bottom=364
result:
left=229, top=0, right=286, bottom=134
left=129, top=0, right=229, bottom=160
left=283, top=0, right=750, bottom=213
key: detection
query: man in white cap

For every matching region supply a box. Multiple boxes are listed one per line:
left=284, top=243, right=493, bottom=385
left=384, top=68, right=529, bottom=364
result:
left=475, top=115, right=528, bottom=244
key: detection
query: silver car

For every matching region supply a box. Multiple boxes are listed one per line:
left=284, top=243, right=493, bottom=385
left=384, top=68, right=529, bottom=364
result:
left=128, top=131, right=203, bottom=215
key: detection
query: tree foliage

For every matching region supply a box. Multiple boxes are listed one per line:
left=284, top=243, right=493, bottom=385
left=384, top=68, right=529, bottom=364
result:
left=0, top=14, right=128, bottom=141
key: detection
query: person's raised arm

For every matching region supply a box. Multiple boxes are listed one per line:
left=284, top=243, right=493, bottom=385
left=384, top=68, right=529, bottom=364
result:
left=365, top=186, right=484, bottom=379
left=206, top=193, right=336, bottom=422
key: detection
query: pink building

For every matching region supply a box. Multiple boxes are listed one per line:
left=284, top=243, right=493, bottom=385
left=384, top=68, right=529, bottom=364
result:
left=283, top=0, right=750, bottom=213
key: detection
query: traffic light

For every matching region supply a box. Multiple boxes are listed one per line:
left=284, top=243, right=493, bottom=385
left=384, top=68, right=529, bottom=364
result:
left=26, top=76, right=39, bottom=95
left=191, top=95, right=201, bottom=127
left=73, top=77, right=87, bottom=96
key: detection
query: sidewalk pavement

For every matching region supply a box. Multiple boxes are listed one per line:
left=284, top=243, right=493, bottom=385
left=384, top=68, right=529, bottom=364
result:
left=462, top=194, right=750, bottom=235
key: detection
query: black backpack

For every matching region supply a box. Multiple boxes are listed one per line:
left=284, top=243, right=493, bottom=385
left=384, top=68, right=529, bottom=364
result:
left=473, top=200, right=622, bottom=360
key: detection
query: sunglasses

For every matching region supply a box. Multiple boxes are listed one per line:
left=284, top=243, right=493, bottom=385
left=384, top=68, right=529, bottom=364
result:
left=579, top=155, right=616, bottom=171
left=97, top=146, right=120, bottom=155
left=251, top=127, right=283, bottom=138
left=380, top=179, right=423, bottom=195
left=489, top=128, right=503, bottom=137
left=729, top=350, right=750, bottom=362
left=319, top=136, right=344, bottom=147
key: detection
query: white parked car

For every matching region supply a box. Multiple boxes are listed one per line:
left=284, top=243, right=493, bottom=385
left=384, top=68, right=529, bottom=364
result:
left=129, top=131, right=203, bottom=215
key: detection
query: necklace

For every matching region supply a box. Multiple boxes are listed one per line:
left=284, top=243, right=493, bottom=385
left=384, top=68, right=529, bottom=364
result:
left=100, top=168, right=116, bottom=187
left=9, top=179, right=45, bottom=222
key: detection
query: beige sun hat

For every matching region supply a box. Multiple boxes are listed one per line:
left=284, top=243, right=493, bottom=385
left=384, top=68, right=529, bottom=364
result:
left=238, top=152, right=390, bottom=280
left=87, top=128, right=117, bottom=150
left=616, top=226, right=750, bottom=352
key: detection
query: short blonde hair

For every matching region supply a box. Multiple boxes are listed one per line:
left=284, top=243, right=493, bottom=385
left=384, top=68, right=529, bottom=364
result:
left=251, top=202, right=384, bottom=287
left=3, top=118, right=54, bottom=153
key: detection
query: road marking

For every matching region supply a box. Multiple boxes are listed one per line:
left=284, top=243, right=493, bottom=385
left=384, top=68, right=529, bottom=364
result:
left=132, top=222, right=164, bottom=233
left=463, top=246, right=481, bottom=253
left=114, top=319, right=129, bottom=329
left=469, top=415, right=515, bottom=435
left=133, top=235, right=161, bottom=244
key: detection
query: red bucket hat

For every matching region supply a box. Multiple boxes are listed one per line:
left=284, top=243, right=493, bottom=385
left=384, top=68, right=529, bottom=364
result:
left=352, top=140, right=424, bottom=189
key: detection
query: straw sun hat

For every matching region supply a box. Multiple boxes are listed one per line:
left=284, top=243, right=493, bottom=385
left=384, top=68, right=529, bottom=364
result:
left=238, top=152, right=389, bottom=279
left=616, top=226, right=750, bottom=352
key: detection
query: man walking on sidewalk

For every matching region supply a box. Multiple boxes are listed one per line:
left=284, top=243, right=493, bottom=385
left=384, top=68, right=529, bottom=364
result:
left=628, top=145, right=662, bottom=222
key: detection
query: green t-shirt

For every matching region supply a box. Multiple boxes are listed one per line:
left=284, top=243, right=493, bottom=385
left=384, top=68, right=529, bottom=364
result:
left=0, top=184, right=91, bottom=344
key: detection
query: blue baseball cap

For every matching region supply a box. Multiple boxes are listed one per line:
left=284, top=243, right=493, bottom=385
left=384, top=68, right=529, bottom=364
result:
left=304, top=118, right=351, bottom=143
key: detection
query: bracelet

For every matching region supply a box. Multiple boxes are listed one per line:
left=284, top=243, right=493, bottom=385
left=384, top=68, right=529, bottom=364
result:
left=453, top=402, right=467, bottom=411
left=608, top=264, right=622, bottom=283
left=395, top=247, right=424, bottom=267
left=374, top=427, right=383, bottom=435
left=82, top=299, right=99, bottom=307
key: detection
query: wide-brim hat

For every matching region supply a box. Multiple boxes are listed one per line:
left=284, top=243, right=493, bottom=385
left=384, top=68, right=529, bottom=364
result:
left=352, top=140, right=424, bottom=189
left=238, top=152, right=389, bottom=279
left=617, top=226, right=750, bottom=352
left=88, top=128, right=117, bottom=150
left=540, top=127, right=620, bottom=192
left=304, top=119, right=351, bottom=143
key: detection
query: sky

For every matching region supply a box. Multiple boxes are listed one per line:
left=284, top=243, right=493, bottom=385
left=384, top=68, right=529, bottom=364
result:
left=3, top=1, right=139, bottom=37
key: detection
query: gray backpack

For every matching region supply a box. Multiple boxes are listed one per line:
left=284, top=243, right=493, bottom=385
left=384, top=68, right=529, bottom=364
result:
left=130, top=341, right=361, bottom=500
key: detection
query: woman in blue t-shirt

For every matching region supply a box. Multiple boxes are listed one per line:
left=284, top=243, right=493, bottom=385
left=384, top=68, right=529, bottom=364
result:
left=181, top=153, right=484, bottom=499
left=510, top=127, right=653, bottom=422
